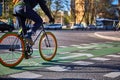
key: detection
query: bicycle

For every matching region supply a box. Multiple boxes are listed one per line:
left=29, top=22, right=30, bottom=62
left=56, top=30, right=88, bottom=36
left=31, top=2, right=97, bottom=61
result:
left=0, top=14, right=57, bottom=67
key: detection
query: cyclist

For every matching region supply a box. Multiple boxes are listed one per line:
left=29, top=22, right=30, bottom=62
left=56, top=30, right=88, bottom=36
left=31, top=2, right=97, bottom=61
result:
left=13, top=0, right=54, bottom=45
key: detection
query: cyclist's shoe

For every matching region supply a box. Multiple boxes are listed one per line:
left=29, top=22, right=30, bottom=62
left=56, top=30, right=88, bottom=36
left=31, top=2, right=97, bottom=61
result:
left=25, top=38, right=34, bottom=45
left=25, top=55, right=33, bottom=59
left=25, top=33, right=34, bottom=45
left=24, top=54, right=33, bottom=59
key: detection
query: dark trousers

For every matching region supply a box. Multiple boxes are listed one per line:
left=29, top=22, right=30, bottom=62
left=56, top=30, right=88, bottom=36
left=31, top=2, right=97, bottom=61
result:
left=14, top=5, right=43, bottom=34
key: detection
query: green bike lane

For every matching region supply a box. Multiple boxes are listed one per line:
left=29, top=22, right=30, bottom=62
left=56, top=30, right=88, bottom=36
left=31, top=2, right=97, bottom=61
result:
left=0, top=42, right=120, bottom=76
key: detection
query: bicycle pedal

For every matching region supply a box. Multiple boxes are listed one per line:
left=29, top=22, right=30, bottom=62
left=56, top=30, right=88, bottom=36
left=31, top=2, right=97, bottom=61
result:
left=24, top=55, right=29, bottom=59
left=25, top=55, right=32, bottom=59
left=24, top=52, right=29, bottom=59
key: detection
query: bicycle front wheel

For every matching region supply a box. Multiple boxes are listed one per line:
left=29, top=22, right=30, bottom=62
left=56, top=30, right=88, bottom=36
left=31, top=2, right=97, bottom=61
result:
left=39, top=32, right=57, bottom=61
left=0, top=33, right=25, bottom=67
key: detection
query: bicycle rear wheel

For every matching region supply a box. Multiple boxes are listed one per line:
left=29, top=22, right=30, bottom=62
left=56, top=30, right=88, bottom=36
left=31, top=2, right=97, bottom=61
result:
left=0, top=33, right=25, bottom=67
left=39, top=32, right=57, bottom=61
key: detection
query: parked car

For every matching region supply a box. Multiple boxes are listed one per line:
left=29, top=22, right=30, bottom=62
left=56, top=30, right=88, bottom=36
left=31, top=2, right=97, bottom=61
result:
left=87, top=25, right=96, bottom=30
left=62, top=25, right=67, bottom=29
left=0, top=21, right=14, bottom=32
left=71, top=24, right=85, bottom=30
left=44, top=24, right=62, bottom=30
left=105, top=25, right=115, bottom=30
left=96, top=21, right=104, bottom=30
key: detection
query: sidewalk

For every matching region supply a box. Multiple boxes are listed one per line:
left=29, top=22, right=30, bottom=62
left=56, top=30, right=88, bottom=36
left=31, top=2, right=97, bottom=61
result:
left=94, top=31, right=120, bottom=41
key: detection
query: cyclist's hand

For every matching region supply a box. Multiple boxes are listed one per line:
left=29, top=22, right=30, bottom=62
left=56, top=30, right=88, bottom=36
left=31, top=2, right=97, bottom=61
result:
left=49, top=18, right=55, bottom=24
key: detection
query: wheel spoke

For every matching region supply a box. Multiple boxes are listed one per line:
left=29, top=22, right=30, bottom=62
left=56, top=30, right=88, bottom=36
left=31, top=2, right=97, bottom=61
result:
left=39, top=32, right=57, bottom=61
left=0, top=33, right=24, bottom=67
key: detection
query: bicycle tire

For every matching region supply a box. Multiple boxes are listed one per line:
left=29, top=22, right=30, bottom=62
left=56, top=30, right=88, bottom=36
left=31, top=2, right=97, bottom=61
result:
left=39, top=32, right=57, bottom=61
left=0, top=33, right=25, bottom=67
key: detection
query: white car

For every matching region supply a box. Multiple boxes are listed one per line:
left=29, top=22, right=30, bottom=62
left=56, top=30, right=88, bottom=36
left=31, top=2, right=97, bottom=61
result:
left=71, top=24, right=85, bottom=30
left=44, top=24, right=62, bottom=30
left=96, top=18, right=104, bottom=30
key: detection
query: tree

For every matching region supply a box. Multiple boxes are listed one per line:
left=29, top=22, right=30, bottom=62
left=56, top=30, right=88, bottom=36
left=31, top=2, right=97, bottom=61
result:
left=46, top=0, right=52, bottom=12
left=95, top=0, right=117, bottom=19
left=0, top=0, right=13, bottom=19
left=51, top=0, right=70, bottom=18
left=81, top=0, right=116, bottom=25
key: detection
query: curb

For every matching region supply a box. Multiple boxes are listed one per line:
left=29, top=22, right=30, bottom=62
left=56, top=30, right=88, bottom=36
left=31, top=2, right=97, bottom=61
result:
left=94, top=32, right=120, bottom=41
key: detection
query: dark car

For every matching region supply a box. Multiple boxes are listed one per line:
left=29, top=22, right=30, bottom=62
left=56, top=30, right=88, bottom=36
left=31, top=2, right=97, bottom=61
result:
left=0, top=21, right=14, bottom=32
left=87, top=25, right=96, bottom=30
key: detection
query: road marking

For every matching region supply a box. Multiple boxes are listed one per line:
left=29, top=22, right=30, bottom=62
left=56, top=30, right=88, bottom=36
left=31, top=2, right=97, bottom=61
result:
left=33, top=55, right=40, bottom=58
left=95, top=32, right=120, bottom=41
left=78, top=50, right=87, bottom=52
left=105, top=42, right=113, bottom=43
left=94, top=47, right=102, bottom=49
left=33, top=49, right=39, bottom=50
left=104, top=72, right=120, bottom=78
left=9, top=71, right=42, bottom=79
left=90, top=43, right=98, bottom=45
left=59, top=52, right=70, bottom=54
left=80, top=44, right=90, bottom=46
left=59, top=46, right=67, bottom=48
left=70, top=45, right=81, bottom=47
left=22, top=61, right=39, bottom=66
left=91, top=57, right=110, bottom=61
left=46, top=66, right=68, bottom=72
left=72, top=61, right=94, bottom=65
left=77, top=45, right=98, bottom=49
left=106, top=55, right=120, bottom=58
left=117, top=53, right=120, bottom=54
left=59, top=53, right=94, bottom=59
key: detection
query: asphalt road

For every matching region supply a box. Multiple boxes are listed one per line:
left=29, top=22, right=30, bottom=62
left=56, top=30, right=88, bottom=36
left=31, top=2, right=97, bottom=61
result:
left=31, top=30, right=114, bottom=49
left=0, top=30, right=120, bottom=80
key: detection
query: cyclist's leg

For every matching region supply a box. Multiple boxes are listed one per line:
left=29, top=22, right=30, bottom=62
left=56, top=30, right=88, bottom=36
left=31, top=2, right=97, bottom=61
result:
left=21, top=7, right=43, bottom=45
left=14, top=5, right=43, bottom=45
left=14, top=5, right=27, bottom=35
left=25, top=7, right=43, bottom=33
left=17, top=17, right=27, bottom=35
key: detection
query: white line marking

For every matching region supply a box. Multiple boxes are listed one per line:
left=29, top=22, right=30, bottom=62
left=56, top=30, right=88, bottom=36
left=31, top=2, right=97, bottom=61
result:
left=90, top=43, right=98, bottom=45
left=70, top=45, right=81, bottom=47
left=77, top=46, right=97, bottom=49
left=22, top=61, right=39, bottom=66
left=104, top=72, right=120, bottom=78
left=59, top=46, right=67, bottom=48
left=33, top=49, right=39, bottom=50
left=91, top=57, right=110, bottom=61
left=94, top=47, right=102, bottom=49
left=59, top=53, right=94, bottom=59
left=106, top=55, right=120, bottom=58
left=59, top=52, right=70, bottom=54
left=118, top=53, right=120, bottom=55
left=33, top=55, right=40, bottom=58
left=80, top=44, right=90, bottom=46
left=95, top=32, right=120, bottom=41
left=72, top=61, right=94, bottom=65
left=9, top=71, right=42, bottom=79
left=46, top=66, right=68, bottom=72
left=105, top=42, right=113, bottom=43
